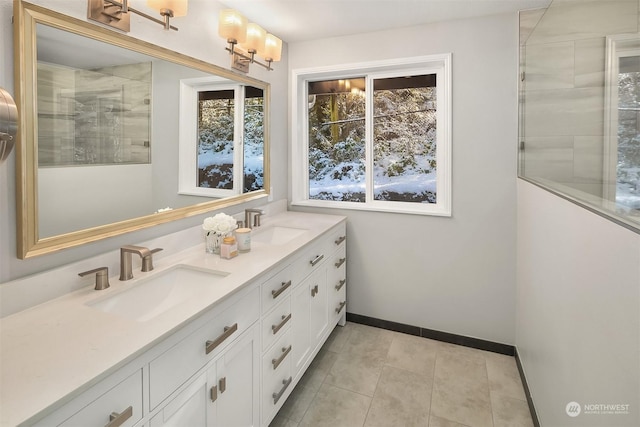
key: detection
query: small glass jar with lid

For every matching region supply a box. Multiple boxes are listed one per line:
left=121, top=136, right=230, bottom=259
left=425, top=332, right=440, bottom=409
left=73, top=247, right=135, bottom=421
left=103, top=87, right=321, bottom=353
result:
left=220, top=236, right=238, bottom=259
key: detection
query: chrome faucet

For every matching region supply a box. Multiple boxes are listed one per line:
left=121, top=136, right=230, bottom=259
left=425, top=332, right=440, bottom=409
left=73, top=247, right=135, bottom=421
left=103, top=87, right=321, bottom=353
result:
left=244, top=208, right=265, bottom=229
left=119, top=245, right=162, bottom=281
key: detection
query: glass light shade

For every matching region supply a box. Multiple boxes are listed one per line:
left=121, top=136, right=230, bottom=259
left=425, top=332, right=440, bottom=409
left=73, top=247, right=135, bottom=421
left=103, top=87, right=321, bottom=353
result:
left=241, top=23, right=266, bottom=53
left=261, top=33, right=282, bottom=62
left=147, top=0, right=188, bottom=17
left=218, top=9, right=247, bottom=43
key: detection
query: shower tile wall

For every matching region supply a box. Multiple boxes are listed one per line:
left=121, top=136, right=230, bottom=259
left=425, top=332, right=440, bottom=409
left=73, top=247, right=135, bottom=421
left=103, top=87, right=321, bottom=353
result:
left=520, top=0, right=640, bottom=197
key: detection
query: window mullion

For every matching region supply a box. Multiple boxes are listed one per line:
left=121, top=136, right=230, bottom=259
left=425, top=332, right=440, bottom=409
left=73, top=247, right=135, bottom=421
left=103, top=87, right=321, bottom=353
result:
left=234, top=85, right=244, bottom=194
left=302, top=81, right=311, bottom=202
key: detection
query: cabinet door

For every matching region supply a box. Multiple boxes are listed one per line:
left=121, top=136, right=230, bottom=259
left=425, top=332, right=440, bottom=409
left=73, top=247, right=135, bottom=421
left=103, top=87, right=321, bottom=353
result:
left=150, top=373, right=209, bottom=427
left=211, top=326, right=259, bottom=427
left=290, top=280, right=311, bottom=376
left=152, top=326, right=258, bottom=427
left=149, top=287, right=259, bottom=410
left=308, top=268, right=329, bottom=345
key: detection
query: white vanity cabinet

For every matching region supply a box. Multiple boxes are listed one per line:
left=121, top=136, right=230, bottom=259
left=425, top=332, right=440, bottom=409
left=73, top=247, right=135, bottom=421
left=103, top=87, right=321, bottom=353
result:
left=150, top=325, right=260, bottom=427
left=262, top=222, right=347, bottom=426
left=291, top=224, right=347, bottom=378
left=31, top=285, right=261, bottom=427
left=7, top=213, right=347, bottom=427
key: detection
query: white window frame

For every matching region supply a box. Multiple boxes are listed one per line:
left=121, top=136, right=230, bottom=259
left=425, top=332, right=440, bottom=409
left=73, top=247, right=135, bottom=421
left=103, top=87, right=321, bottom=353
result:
left=178, top=77, right=245, bottom=198
left=602, top=33, right=640, bottom=202
left=291, top=54, right=452, bottom=216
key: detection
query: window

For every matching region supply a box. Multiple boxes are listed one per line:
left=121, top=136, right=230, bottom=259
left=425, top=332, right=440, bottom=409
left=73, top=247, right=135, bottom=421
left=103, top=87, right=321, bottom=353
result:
left=197, top=88, right=236, bottom=191
left=292, top=55, right=451, bottom=216
left=179, top=78, right=264, bottom=198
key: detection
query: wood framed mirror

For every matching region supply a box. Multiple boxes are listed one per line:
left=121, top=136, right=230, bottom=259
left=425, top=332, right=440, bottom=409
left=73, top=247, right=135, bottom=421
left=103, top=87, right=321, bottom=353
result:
left=13, top=0, right=270, bottom=258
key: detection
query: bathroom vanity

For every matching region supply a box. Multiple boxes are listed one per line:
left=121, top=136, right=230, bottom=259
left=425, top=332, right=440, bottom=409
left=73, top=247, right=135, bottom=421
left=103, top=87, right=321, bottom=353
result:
left=0, top=210, right=346, bottom=427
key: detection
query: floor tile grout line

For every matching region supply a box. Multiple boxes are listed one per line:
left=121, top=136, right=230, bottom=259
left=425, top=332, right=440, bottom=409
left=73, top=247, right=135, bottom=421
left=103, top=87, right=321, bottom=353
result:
left=428, top=348, right=439, bottom=427
left=296, top=385, right=321, bottom=426
left=484, top=357, right=497, bottom=427
left=360, top=331, right=398, bottom=427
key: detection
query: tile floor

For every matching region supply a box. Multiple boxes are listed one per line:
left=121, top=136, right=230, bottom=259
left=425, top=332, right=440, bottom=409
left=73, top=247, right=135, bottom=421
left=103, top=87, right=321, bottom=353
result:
left=269, top=322, right=534, bottom=427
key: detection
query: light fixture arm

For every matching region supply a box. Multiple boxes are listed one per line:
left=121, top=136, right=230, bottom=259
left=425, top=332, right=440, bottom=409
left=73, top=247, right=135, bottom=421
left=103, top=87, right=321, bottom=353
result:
left=225, top=43, right=273, bottom=71
left=89, top=0, right=179, bottom=31
left=158, top=8, right=174, bottom=30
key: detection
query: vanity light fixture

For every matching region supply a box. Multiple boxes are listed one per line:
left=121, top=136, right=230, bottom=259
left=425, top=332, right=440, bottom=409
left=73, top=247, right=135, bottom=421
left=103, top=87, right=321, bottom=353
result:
left=218, top=9, right=282, bottom=73
left=88, top=0, right=187, bottom=32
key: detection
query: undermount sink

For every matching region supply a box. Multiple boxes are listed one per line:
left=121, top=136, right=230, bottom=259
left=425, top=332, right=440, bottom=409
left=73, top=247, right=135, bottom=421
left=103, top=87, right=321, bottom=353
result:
left=252, top=226, right=307, bottom=245
left=86, top=265, right=229, bottom=322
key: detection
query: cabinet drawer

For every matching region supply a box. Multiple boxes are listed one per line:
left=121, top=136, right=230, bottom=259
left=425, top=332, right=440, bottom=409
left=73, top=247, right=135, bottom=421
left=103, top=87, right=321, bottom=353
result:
left=327, top=224, right=347, bottom=252
left=59, top=370, right=142, bottom=427
left=262, top=296, right=292, bottom=351
left=261, top=264, right=295, bottom=314
left=293, top=238, right=328, bottom=283
left=149, top=286, right=259, bottom=410
left=262, top=331, right=293, bottom=425
left=293, top=224, right=347, bottom=282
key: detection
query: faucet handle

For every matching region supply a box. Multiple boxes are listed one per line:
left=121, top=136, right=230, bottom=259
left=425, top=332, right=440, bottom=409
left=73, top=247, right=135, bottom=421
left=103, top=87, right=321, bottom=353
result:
left=79, top=267, right=110, bottom=290
left=141, top=248, right=163, bottom=272
left=253, top=209, right=265, bottom=227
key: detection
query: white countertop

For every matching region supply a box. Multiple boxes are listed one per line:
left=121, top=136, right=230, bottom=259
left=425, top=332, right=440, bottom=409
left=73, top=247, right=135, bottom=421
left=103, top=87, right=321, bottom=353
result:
left=0, top=211, right=345, bottom=427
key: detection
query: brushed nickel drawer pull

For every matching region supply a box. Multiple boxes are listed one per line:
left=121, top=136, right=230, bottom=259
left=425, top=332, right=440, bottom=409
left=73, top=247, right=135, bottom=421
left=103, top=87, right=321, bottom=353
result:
left=210, top=385, right=218, bottom=402
left=271, top=280, right=292, bottom=299
left=272, top=313, right=292, bottom=335
left=335, top=279, right=346, bottom=291
left=272, top=376, right=293, bottom=405
left=272, top=345, right=292, bottom=370
left=334, top=257, right=346, bottom=268
left=205, top=323, right=238, bottom=354
left=335, top=301, right=346, bottom=314
left=106, top=406, right=133, bottom=427
left=310, top=254, right=324, bottom=266
left=335, top=235, right=346, bottom=245
left=219, top=377, right=226, bottom=394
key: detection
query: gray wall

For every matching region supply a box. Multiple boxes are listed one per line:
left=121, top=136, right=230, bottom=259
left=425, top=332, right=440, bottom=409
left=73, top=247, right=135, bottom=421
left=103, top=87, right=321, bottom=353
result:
left=288, top=13, right=519, bottom=345
left=0, top=0, right=289, bottom=281
left=517, top=180, right=640, bottom=426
